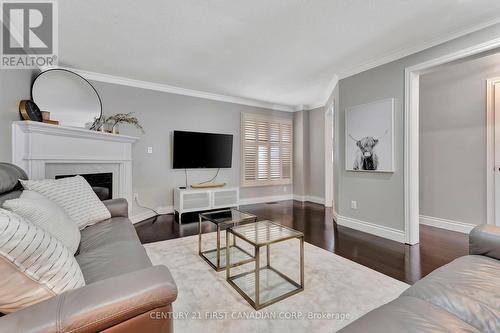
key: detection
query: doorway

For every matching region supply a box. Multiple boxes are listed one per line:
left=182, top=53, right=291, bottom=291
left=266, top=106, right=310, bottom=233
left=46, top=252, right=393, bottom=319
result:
left=405, top=40, right=500, bottom=245
left=419, top=56, right=500, bottom=235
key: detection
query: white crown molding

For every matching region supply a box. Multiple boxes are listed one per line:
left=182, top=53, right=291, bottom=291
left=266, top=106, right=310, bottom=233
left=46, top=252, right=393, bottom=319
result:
left=419, top=215, right=476, bottom=234
left=333, top=211, right=405, bottom=243
left=40, top=65, right=300, bottom=113
left=40, top=19, right=498, bottom=113
left=337, top=17, right=500, bottom=79
left=304, top=75, right=339, bottom=110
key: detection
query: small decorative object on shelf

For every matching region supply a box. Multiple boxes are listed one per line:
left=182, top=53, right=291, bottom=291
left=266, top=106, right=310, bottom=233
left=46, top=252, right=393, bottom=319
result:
left=91, top=115, right=108, bottom=132
left=92, top=112, right=144, bottom=135
left=107, top=112, right=145, bottom=135
left=19, top=100, right=43, bottom=122
left=19, top=100, right=59, bottom=125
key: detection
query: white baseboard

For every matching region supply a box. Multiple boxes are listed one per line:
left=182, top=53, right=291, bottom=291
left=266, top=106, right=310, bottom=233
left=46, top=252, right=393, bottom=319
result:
left=293, top=195, right=325, bottom=205
left=419, top=215, right=476, bottom=234
left=130, top=206, right=174, bottom=224
left=239, top=194, right=293, bottom=206
left=333, top=211, right=405, bottom=243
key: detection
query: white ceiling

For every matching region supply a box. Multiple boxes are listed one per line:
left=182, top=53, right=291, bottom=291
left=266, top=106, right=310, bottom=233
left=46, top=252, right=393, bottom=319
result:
left=58, top=0, right=500, bottom=110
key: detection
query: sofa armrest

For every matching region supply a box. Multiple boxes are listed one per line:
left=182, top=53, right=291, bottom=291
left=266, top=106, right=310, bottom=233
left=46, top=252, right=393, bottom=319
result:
left=103, top=198, right=129, bottom=218
left=469, top=224, right=500, bottom=260
left=0, top=265, right=177, bottom=333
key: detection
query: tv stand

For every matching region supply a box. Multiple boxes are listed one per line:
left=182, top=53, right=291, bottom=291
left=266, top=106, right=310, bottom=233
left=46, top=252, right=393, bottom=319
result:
left=173, top=187, right=239, bottom=224
left=191, top=182, right=226, bottom=189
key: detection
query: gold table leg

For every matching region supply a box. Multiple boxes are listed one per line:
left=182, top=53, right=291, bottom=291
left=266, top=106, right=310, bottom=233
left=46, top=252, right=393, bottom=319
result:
left=198, top=215, right=202, bottom=255
left=300, top=236, right=304, bottom=288
left=226, top=229, right=231, bottom=280
left=216, top=226, right=221, bottom=269
left=255, top=245, right=260, bottom=308
left=266, top=244, right=270, bottom=267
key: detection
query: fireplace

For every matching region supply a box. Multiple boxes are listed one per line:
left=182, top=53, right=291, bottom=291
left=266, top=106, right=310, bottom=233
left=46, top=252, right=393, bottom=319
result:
left=12, top=121, right=138, bottom=217
left=55, top=173, right=113, bottom=201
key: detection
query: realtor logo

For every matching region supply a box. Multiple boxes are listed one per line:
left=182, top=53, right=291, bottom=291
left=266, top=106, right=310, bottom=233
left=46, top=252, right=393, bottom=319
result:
left=1, top=0, right=57, bottom=68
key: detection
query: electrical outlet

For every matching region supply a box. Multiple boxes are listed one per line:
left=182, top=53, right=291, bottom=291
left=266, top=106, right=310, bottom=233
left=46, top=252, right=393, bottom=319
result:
left=133, top=193, right=139, bottom=201
left=283, top=186, right=287, bottom=193
left=351, top=200, right=357, bottom=209
left=147, top=147, right=153, bottom=154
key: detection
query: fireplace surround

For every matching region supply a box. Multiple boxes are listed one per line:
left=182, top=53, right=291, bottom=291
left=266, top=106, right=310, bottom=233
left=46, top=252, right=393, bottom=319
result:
left=11, top=121, right=138, bottom=213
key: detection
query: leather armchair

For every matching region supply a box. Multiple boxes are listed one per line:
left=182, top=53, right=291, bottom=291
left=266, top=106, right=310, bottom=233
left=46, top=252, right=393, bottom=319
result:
left=469, top=224, right=500, bottom=260
left=339, top=224, right=500, bottom=332
left=0, top=266, right=177, bottom=333
left=0, top=163, right=178, bottom=333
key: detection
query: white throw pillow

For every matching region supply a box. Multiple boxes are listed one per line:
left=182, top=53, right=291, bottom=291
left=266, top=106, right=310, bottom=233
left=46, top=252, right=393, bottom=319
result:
left=0, top=209, right=85, bottom=313
left=20, top=176, right=111, bottom=230
left=3, top=190, right=81, bottom=254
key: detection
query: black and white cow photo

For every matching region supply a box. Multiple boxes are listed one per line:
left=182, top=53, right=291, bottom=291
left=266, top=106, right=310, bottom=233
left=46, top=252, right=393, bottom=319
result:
left=345, top=98, right=394, bottom=172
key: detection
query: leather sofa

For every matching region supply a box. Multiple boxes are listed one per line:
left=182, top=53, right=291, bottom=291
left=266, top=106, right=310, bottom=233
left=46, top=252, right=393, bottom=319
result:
left=0, top=163, right=178, bottom=332
left=339, top=224, right=500, bottom=333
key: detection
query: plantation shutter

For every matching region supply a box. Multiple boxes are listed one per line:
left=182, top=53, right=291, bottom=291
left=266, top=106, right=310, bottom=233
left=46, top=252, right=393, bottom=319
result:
left=241, top=113, right=293, bottom=186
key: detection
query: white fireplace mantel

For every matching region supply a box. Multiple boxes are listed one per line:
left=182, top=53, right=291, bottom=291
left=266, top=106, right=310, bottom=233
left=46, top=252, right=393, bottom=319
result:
left=12, top=121, right=139, bottom=212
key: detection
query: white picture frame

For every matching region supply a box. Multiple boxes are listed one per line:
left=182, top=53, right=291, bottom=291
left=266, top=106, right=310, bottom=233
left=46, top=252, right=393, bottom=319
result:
left=345, top=98, right=395, bottom=172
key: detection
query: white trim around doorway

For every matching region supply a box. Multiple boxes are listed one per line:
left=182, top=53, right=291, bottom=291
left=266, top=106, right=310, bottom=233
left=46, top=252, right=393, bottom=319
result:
left=487, top=77, right=500, bottom=226
left=404, top=37, right=500, bottom=245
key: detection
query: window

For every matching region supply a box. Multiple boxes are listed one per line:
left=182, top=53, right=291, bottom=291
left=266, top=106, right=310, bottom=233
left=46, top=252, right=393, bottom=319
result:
left=241, top=113, right=293, bottom=186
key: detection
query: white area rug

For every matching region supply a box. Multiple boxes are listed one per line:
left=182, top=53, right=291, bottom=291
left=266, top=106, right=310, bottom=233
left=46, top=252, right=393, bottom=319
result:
left=145, top=233, right=409, bottom=333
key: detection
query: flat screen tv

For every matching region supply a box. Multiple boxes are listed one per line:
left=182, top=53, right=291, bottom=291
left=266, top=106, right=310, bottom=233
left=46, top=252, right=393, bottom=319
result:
left=173, top=130, right=233, bottom=169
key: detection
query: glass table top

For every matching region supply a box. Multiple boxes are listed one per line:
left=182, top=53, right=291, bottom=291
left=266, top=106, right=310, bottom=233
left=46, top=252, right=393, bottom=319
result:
left=200, top=209, right=256, bottom=226
left=230, top=220, right=303, bottom=246
left=230, top=267, right=300, bottom=304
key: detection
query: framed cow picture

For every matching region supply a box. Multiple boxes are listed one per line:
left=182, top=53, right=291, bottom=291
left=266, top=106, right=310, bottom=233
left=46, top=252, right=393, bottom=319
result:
left=345, top=98, right=394, bottom=172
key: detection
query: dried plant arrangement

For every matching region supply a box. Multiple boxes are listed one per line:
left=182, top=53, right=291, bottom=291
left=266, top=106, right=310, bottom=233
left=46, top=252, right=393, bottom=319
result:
left=107, top=112, right=145, bottom=134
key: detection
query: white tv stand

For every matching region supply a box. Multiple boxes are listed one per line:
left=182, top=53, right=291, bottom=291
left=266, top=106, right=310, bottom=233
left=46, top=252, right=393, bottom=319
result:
left=173, top=187, right=239, bottom=224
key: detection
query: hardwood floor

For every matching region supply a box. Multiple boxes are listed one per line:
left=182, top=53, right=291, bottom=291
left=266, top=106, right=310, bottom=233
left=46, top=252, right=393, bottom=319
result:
left=135, top=200, right=469, bottom=284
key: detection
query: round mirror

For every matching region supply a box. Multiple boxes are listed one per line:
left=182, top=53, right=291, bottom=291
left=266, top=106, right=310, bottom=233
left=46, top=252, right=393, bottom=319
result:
left=32, top=69, right=102, bottom=128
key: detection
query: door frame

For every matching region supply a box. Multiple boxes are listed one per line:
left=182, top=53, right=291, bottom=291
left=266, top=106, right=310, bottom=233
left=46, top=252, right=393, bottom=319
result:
left=487, top=77, right=500, bottom=226
left=325, top=104, right=334, bottom=207
left=404, top=37, right=500, bottom=245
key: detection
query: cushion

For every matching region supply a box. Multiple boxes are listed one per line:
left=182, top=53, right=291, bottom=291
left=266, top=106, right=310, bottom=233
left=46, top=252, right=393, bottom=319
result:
left=402, top=255, right=500, bottom=333
left=20, top=176, right=111, bottom=230
left=0, top=209, right=85, bottom=313
left=0, top=163, right=27, bottom=194
left=3, top=190, right=81, bottom=254
left=0, top=191, right=22, bottom=207
left=77, top=217, right=151, bottom=284
left=338, top=296, right=481, bottom=333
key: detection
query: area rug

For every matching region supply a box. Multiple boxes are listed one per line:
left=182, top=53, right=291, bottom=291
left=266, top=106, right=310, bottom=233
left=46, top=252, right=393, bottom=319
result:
left=144, top=233, right=409, bottom=333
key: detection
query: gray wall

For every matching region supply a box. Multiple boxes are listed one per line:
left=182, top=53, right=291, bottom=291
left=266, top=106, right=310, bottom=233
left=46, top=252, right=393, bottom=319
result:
left=292, top=107, right=325, bottom=200
left=91, top=81, right=293, bottom=211
left=419, top=53, right=500, bottom=225
left=293, top=84, right=339, bottom=203
left=293, top=111, right=308, bottom=197
left=337, top=23, right=500, bottom=231
left=305, top=107, right=325, bottom=199
left=0, top=69, right=37, bottom=162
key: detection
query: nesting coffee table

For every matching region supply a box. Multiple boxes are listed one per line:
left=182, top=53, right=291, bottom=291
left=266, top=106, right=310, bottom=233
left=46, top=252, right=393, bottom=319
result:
left=198, top=209, right=258, bottom=271
left=226, top=220, right=304, bottom=310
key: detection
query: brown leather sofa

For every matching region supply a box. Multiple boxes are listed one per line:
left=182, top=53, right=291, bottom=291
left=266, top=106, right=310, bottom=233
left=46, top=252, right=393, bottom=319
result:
left=339, top=224, right=500, bottom=333
left=0, top=163, right=178, bottom=332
